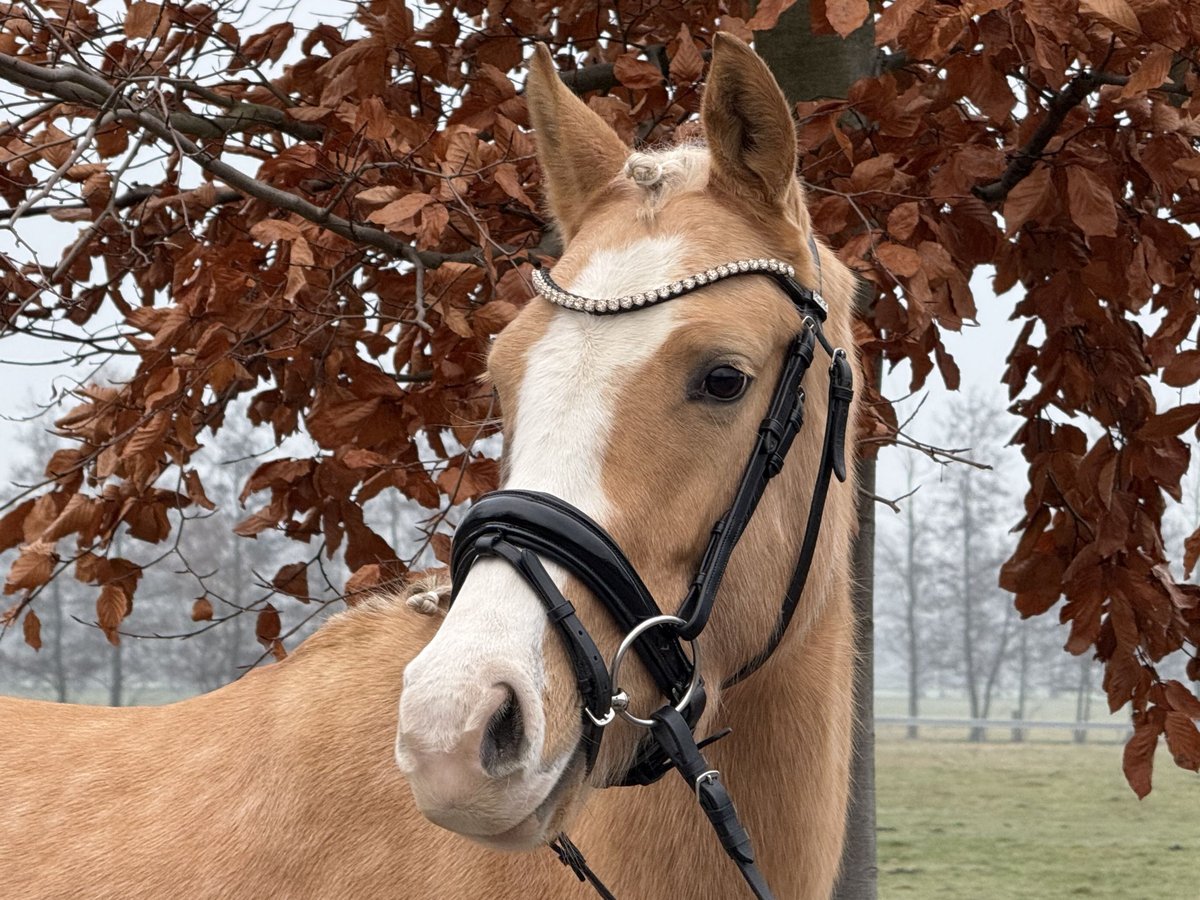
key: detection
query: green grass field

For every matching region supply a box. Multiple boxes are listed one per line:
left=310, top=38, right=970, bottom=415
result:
left=878, top=738, right=1198, bottom=899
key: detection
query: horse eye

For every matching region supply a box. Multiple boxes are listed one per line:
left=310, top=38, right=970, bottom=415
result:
left=702, top=365, right=750, bottom=401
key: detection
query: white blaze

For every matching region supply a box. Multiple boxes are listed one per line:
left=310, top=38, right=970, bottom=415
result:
left=399, top=235, right=685, bottom=792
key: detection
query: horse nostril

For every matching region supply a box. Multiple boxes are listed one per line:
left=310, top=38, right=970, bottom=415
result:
left=480, top=685, right=525, bottom=774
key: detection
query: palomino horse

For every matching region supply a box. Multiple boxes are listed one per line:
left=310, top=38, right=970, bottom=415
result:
left=0, top=35, right=860, bottom=900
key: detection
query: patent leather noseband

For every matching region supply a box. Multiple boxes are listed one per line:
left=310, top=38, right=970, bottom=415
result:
left=449, top=236, right=853, bottom=900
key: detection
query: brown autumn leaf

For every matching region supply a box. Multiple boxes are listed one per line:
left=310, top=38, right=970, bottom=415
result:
left=356, top=185, right=403, bottom=204
left=826, top=0, right=870, bottom=38
left=41, top=493, right=96, bottom=543
left=184, top=470, right=215, bottom=511
left=849, top=154, right=896, bottom=192
left=357, top=97, right=392, bottom=141
left=746, top=0, right=796, bottom=30
left=875, top=242, right=923, bottom=278
left=272, top=562, right=310, bottom=602
left=612, top=54, right=663, bottom=90
left=1184, top=526, right=1200, bottom=579
left=1164, top=680, right=1200, bottom=718
left=241, top=22, right=294, bottom=65
left=1139, top=403, right=1200, bottom=440
left=0, top=500, right=35, bottom=554
left=1079, top=0, right=1140, bottom=34
left=124, top=2, right=163, bottom=39
left=345, top=563, right=384, bottom=599
left=367, top=193, right=436, bottom=230
left=493, top=163, right=534, bottom=209
left=671, top=25, right=706, bottom=84
left=429, top=532, right=453, bottom=565
left=1161, top=349, right=1200, bottom=388
left=1003, top=166, right=1053, bottom=236
left=1123, top=714, right=1160, bottom=799
left=1120, top=46, right=1174, bottom=99
left=887, top=203, right=920, bottom=241
left=255, top=603, right=282, bottom=646
left=1066, top=167, right=1118, bottom=237
left=23, top=608, right=41, bottom=651
left=473, top=300, right=519, bottom=335
left=97, top=583, right=131, bottom=646
left=47, top=207, right=93, bottom=223
left=6, top=542, right=57, bottom=594
left=250, top=219, right=303, bottom=243
left=1163, top=711, right=1200, bottom=771
left=191, top=597, right=214, bottom=622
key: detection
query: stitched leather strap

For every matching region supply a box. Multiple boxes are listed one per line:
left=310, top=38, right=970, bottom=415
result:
left=452, top=491, right=697, bottom=705
left=470, top=535, right=613, bottom=772
left=724, top=347, right=854, bottom=687
left=673, top=328, right=816, bottom=640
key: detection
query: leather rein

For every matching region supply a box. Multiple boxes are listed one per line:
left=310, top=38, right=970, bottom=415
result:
left=448, top=236, right=853, bottom=900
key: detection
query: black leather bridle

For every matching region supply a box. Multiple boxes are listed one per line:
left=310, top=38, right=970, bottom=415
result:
left=448, top=236, right=853, bottom=900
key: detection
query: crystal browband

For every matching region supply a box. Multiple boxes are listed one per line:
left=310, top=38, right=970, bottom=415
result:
left=531, top=257, right=828, bottom=319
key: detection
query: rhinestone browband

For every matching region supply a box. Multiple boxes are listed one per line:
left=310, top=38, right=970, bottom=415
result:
left=532, top=257, right=808, bottom=316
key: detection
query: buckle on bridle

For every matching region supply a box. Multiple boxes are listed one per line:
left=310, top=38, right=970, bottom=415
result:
left=695, top=769, right=720, bottom=803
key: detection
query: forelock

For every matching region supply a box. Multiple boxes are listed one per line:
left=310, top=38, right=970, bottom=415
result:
left=622, top=143, right=710, bottom=216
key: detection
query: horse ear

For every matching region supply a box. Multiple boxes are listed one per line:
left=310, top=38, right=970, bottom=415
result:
left=702, top=33, right=797, bottom=207
left=525, top=45, right=630, bottom=239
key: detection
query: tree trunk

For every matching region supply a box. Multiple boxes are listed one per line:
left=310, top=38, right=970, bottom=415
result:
left=109, top=638, right=124, bottom=707
left=50, top=578, right=68, bottom=703
left=1012, top=625, right=1029, bottom=743
left=841, top=385, right=880, bottom=900
left=980, top=607, right=1014, bottom=726
left=904, top=459, right=920, bottom=740
left=755, top=2, right=877, bottom=103
left=755, top=9, right=878, bottom=897
left=1074, top=655, right=1092, bottom=744
left=959, top=476, right=983, bottom=743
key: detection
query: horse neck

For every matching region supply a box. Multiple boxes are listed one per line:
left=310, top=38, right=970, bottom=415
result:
left=170, top=602, right=438, bottom=857
left=244, top=599, right=435, bottom=786
left=719, top=571, right=856, bottom=894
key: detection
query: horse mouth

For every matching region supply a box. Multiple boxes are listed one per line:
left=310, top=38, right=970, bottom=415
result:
left=466, top=748, right=586, bottom=852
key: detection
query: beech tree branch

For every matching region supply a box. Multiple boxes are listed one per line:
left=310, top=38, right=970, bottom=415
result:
left=0, top=53, right=513, bottom=270
left=556, top=45, right=712, bottom=95
left=0, top=183, right=243, bottom=218
left=0, top=53, right=322, bottom=141
left=973, top=71, right=1102, bottom=203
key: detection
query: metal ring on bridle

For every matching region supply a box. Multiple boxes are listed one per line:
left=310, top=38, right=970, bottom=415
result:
left=607, top=614, right=701, bottom=728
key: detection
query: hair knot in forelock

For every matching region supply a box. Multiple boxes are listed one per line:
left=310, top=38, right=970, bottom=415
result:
left=625, top=154, right=665, bottom=188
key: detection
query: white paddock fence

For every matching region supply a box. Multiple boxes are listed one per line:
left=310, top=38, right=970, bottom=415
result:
left=875, top=716, right=1133, bottom=743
